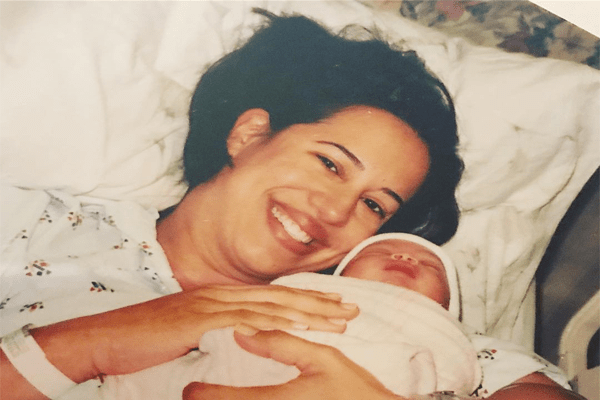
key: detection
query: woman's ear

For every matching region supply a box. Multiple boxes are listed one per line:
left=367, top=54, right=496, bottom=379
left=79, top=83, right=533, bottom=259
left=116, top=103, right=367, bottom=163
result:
left=227, top=108, right=271, bottom=159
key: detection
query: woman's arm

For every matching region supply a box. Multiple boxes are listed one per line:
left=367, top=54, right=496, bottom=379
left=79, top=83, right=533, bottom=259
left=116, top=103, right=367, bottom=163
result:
left=1, top=286, right=358, bottom=400
left=1, top=350, right=52, bottom=400
left=486, top=372, right=586, bottom=400
left=182, top=330, right=585, bottom=400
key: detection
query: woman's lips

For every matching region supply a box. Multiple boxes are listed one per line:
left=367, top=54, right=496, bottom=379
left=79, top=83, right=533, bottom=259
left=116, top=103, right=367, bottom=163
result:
left=268, top=203, right=328, bottom=255
left=271, top=206, right=312, bottom=244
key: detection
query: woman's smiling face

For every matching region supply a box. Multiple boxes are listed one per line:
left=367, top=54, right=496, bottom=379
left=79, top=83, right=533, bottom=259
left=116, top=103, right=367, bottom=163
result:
left=200, top=106, right=430, bottom=281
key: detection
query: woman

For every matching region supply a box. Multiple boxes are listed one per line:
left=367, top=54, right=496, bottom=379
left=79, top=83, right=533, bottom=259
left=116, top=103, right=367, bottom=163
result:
left=152, top=11, right=585, bottom=400
left=0, top=10, right=464, bottom=399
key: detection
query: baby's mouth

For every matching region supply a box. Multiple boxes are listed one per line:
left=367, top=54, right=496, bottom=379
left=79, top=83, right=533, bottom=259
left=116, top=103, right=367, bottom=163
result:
left=271, top=206, right=313, bottom=244
left=384, top=263, right=417, bottom=279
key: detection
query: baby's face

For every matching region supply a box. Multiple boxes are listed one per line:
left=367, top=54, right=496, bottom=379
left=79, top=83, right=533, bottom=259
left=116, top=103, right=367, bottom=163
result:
left=341, top=239, right=450, bottom=309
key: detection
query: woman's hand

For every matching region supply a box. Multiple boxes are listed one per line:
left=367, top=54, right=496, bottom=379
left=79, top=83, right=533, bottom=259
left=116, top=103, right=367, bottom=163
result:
left=182, top=334, right=586, bottom=400
left=182, top=329, right=404, bottom=400
left=30, top=285, right=358, bottom=384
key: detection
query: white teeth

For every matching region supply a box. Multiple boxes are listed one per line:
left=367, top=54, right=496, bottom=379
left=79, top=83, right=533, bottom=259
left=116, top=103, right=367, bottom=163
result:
left=271, top=207, right=313, bottom=244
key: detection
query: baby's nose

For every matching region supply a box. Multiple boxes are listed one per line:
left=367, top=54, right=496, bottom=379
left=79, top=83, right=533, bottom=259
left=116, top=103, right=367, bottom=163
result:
left=391, top=253, right=418, bottom=264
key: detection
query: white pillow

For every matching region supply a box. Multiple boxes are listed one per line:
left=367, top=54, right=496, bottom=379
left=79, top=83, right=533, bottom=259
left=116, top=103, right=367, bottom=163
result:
left=1, top=2, right=189, bottom=210
left=1, top=1, right=598, bottom=342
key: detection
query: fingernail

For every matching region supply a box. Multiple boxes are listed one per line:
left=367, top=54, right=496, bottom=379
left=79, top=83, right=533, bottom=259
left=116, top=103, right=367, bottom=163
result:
left=234, top=324, right=259, bottom=336
left=292, top=322, right=310, bottom=330
left=342, top=302, right=358, bottom=310
left=328, top=318, right=347, bottom=326
left=324, top=292, right=342, bottom=300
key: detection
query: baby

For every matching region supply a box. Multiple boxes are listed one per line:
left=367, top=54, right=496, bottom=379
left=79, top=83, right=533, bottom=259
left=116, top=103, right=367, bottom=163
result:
left=334, top=232, right=460, bottom=316
left=102, top=233, right=480, bottom=399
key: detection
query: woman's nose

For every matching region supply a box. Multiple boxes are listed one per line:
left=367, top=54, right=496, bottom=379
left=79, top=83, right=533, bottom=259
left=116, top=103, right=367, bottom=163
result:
left=391, top=253, right=418, bottom=264
left=310, top=190, right=356, bottom=225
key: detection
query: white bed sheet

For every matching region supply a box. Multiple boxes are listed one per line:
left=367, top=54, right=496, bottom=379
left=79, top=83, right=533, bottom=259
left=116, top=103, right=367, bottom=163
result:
left=1, top=0, right=599, bottom=345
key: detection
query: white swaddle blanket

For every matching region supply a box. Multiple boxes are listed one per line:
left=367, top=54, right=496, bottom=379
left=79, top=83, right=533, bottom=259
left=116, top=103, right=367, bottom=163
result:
left=102, top=273, right=481, bottom=399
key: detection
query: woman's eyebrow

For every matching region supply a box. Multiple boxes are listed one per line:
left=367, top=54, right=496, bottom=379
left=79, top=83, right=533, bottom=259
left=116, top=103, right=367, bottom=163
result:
left=317, top=140, right=405, bottom=206
left=385, top=189, right=404, bottom=207
left=317, top=141, right=364, bottom=170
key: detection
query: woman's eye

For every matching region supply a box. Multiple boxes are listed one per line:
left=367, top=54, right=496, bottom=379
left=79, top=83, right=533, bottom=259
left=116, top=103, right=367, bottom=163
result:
left=317, top=155, right=338, bottom=174
left=363, top=198, right=386, bottom=219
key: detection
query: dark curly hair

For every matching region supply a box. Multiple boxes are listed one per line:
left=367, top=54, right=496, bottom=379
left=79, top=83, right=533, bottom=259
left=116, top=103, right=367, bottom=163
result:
left=182, top=9, right=463, bottom=245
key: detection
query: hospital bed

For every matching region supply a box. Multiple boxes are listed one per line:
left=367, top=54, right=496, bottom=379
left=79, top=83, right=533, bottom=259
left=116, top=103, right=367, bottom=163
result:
left=1, top=1, right=598, bottom=397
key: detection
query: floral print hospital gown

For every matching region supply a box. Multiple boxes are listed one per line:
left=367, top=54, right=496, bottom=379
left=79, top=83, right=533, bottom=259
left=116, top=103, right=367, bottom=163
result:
left=0, top=185, right=182, bottom=398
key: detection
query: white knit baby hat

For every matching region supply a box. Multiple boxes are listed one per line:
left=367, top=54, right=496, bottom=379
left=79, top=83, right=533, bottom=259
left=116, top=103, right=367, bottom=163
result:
left=333, top=232, right=461, bottom=318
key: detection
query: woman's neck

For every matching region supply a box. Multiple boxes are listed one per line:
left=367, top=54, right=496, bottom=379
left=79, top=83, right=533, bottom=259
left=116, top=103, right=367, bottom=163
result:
left=156, top=185, right=256, bottom=290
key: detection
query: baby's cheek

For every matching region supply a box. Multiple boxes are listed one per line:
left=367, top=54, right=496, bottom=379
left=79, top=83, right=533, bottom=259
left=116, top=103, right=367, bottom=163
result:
left=437, top=281, right=451, bottom=309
